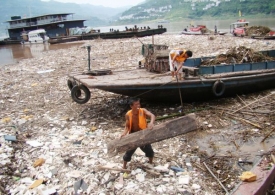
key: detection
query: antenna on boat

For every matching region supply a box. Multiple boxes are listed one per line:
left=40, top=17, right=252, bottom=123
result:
left=83, top=45, right=92, bottom=74
left=28, top=5, right=32, bottom=17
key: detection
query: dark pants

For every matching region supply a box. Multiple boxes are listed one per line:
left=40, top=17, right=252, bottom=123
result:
left=123, top=144, right=154, bottom=162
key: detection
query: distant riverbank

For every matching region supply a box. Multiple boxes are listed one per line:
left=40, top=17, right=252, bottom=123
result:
left=1, top=17, right=274, bottom=39
left=113, top=14, right=275, bottom=25
left=1, top=34, right=275, bottom=194
left=95, top=18, right=275, bottom=35
left=1, top=18, right=274, bottom=66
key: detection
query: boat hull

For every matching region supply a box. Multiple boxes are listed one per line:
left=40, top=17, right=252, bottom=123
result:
left=69, top=68, right=275, bottom=103
left=21, top=40, right=48, bottom=44
left=230, top=157, right=275, bottom=195
left=181, top=31, right=205, bottom=35
left=48, top=37, right=78, bottom=44
left=80, top=28, right=167, bottom=40
left=97, top=73, right=275, bottom=101
left=68, top=49, right=275, bottom=104
left=47, top=28, right=167, bottom=44
left=251, top=35, right=275, bottom=40
left=181, top=31, right=227, bottom=35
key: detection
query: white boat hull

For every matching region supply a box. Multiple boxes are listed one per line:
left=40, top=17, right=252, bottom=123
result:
left=181, top=31, right=208, bottom=35
left=21, top=40, right=48, bottom=44
left=181, top=31, right=227, bottom=35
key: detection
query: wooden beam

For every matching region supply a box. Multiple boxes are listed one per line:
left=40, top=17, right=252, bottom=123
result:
left=183, top=66, right=199, bottom=72
left=203, top=69, right=275, bottom=79
left=107, top=113, right=197, bottom=156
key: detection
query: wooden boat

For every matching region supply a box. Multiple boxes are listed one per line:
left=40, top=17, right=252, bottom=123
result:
left=181, top=30, right=206, bottom=35
left=230, top=156, right=275, bottom=195
left=67, top=45, right=275, bottom=104
left=48, top=27, right=167, bottom=44
left=48, top=36, right=79, bottom=44
left=0, top=39, right=21, bottom=45
left=181, top=25, right=207, bottom=35
left=181, top=24, right=226, bottom=35
left=181, top=31, right=227, bottom=35
left=251, top=35, right=275, bottom=40
left=215, top=31, right=227, bottom=35
left=78, top=27, right=167, bottom=40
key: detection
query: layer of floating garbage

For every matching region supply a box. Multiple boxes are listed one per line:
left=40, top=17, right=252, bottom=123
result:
left=201, top=46, right=275, bottom=66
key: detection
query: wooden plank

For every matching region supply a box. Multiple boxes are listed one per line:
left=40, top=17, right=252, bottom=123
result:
left=184, top=66, right=199, bottom=75
left=183, top=66, right=199, bottom=71
left=203, top=69, right=275, bottom=79
left=107, top=113, right=197, bottom=156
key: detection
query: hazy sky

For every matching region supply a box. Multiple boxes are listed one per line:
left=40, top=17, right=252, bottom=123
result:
left=41, top=0, right=145, bottom=8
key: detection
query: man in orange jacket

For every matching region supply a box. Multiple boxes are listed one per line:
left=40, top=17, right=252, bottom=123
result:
left=169, top=49, right=193, bottom=80
left=120, top=97, right=155, bottom=169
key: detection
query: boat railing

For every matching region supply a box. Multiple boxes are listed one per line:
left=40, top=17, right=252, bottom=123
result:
left=199, top=61, right=275, bottom=75
left=27, top=22, right=37, bottom=26
left=9, top=23, right=27, bottom=28
left=184, top=50, right=275, bottom=75
left=9, top=21, right=37, bottom=28
left=37, top=17, right=68, bottom=25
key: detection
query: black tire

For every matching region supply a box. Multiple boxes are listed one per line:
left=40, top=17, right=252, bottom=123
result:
left=68, top=79, right=81, bottom=97
left=67, top=78, right=77, bottom=91
left=71, top=84, right=91, bottom=104
left=212, top=80, right=225, bottom=97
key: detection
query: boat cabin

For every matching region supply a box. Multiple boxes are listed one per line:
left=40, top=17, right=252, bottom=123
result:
left=230, top=19, right=249, bottom=36
left=21, top=29, right=49, bottom=44
left=190, top=25, right=206, bottom=32
left=5, top=13, right=85, bottom=40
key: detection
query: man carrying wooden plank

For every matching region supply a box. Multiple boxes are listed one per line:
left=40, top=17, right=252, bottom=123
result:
left=120, top=97, right=156, bottom=169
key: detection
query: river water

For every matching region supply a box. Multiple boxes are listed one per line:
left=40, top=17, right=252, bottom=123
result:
left=0, top=18, right=274, bottom=66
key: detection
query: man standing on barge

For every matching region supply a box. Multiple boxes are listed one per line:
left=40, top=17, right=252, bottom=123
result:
left=169, top=49, right=193, bottom=80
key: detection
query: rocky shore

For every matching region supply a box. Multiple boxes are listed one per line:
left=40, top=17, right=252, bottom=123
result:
left=1, top=34, right=275, bottom=195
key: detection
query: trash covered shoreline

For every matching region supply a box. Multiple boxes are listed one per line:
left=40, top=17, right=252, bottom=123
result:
left=1, top=34, right=275, bottom=194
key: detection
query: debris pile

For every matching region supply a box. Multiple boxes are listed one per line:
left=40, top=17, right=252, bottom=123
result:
left=201, top=46, right=275, bottom=66
left=0, top=34, right=275, bottom=194
left=246, top=26, right=271, bottom=36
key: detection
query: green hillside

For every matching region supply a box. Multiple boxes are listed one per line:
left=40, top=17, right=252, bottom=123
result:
left=117, top=0, right=275, bottom=23
left=0, top=0, right=127, bottom=26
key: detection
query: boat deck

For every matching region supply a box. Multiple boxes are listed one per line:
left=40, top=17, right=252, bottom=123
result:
left=69, top=69, right=181, bottom=87
left=251, top=35, right=275, bottom=40
left=77, top=28, right=167, bottom=40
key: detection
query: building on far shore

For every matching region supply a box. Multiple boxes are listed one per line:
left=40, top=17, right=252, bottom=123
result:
left=5, top=13, right=85, bottom=40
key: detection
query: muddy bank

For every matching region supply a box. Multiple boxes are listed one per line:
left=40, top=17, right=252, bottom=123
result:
left=1, top=34, right=275, bottom=194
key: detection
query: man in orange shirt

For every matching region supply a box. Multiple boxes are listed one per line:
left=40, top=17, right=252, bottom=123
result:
left=120, top=97, right=155, bottom=169
left=169, top=49, right=193, bottom=80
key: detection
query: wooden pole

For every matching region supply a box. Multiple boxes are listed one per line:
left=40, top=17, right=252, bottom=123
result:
left=230, top=93, right=274, bottom=114
left=203, top=162, right=229, bottom=194
left=261, top=127, right=275, bottom=143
